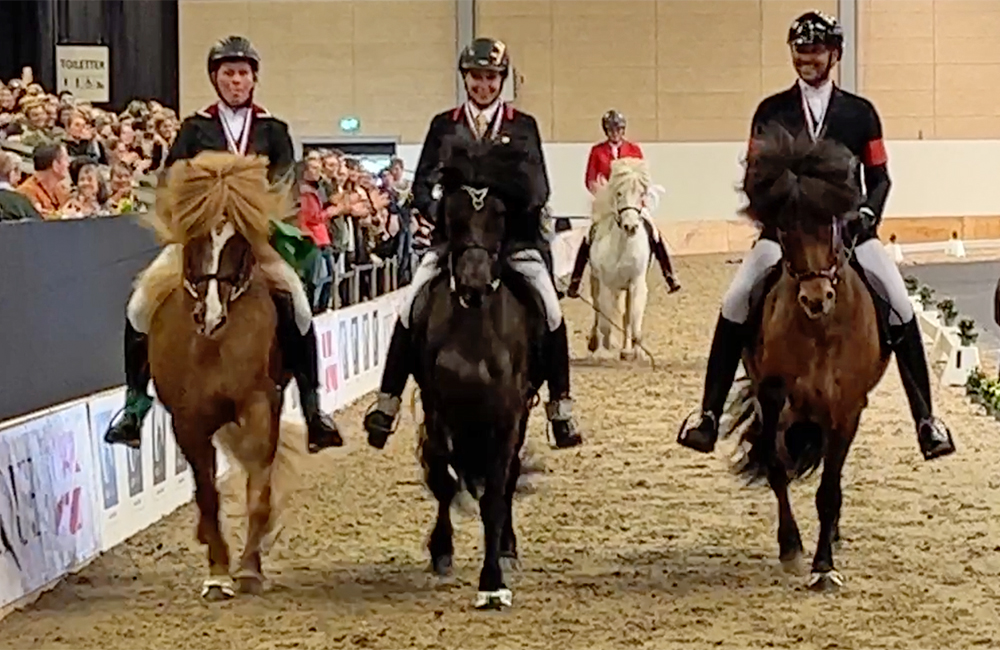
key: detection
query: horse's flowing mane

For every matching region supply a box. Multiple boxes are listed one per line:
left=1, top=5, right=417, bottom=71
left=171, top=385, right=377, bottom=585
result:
left=438, top=135, right=539, bottom=215
left=740, top=123, right=860, bottom=234
left=591, top=157, right=651, bottom=226
left=148, top=152, right=287, bottom=253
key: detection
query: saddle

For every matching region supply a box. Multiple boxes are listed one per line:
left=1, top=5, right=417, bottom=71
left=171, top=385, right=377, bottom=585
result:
left=745, top=257, right=892, bottom=361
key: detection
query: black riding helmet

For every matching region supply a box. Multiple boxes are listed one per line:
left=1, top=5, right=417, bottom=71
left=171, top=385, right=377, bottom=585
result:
left=787, top=11, right=844, bottom=54
left=207, top=35, right=261, bottom=77
left=458, top=38, right=510, bottom=78
left=602, top=110, right=626, bottom=134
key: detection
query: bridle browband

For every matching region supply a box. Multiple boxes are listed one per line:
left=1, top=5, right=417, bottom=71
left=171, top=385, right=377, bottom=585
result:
left=448, top=184, right=501, bottom=307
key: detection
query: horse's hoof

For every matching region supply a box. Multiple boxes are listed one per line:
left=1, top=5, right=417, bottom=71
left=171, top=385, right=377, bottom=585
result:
left=234, top=570, right=265, bottom=595
left=779, top=552, right=805, bottom=575
left=432, top=554, right=453, bottom=577
left=474, top=588, right=512, bottom=610
left=200, top=577, right=236, bottom=601
left=807, top=570, right=844, bottom=592
left=620, top=349, right=638, bottom=361
left=587, top=336, right=598, bottom=352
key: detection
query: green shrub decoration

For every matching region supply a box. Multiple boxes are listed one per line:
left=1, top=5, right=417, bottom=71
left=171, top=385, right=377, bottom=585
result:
left=937, top=299, right=958, bottom=326
left=918, top=286, right=935, bottom=309
left=958, top=318, right=978, bottom=346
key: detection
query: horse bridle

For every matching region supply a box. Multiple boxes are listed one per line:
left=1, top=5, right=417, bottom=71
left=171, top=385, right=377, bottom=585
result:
left=776, top=218, right=852, bottom=285
left=448, top=185, right=501, bottom=307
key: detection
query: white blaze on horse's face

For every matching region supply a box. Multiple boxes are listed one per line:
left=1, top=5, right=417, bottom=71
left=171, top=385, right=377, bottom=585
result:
left=203, top=221, right=236, bottom=334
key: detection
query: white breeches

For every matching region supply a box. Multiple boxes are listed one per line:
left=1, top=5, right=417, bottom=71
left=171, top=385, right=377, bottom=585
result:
left=720, top=239, right=783, bottom=324
left=719, top=237, right=913, bottom=326
left=126, top=243, right=313, bottom=336
left=853, top=238, right=913, bottom=325
left=399, top=248, right=564, bottom=331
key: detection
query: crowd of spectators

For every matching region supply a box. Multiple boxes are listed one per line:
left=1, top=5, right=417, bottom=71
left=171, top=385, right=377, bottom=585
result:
left=0, top=68, right=160, bottom=220
left=297, top=149, right=430, bottom=311
left=0, top=68, right=426, bottom=308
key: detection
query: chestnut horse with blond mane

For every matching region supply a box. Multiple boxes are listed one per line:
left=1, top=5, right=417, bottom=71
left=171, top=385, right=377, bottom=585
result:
left=143, top=152, right=300, bottom=600
left=722, top=125, right=890, bottom=592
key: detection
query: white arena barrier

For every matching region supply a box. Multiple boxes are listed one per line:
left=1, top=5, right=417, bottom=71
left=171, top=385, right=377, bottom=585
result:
left=911, top=296, right=980, bottom=387
left=0, top=283, right=407, bottom=621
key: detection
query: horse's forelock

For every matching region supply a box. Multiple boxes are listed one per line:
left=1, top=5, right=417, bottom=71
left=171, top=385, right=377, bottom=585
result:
left=741, top=124, right=858, bottom=234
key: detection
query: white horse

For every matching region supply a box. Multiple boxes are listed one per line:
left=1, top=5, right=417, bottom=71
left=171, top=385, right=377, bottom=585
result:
left=586, top=157, right=657, bottom=361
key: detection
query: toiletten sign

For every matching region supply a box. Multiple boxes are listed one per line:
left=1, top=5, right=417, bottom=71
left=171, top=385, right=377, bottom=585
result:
left=56, top=45, right=110, bottom=103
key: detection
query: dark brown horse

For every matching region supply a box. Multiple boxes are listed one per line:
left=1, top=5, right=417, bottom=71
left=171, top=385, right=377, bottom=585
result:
left=723, top=125, right=890, bottom=591
left=411, top=136, right=544, bottom=610
left=143, top=152, right=301, bottom=599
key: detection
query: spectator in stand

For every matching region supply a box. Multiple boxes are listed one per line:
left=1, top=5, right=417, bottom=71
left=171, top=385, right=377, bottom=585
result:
left=107, top=162, right=141, bottom=214
left=0, top=151, right=40, bottom=221
left=64, top=160, right=108, bottom=218
left=19, top=95, right=53, bottom=146
left=17, top=142, right=70, bottom=219
left=65, top=111, right=107, bottom=164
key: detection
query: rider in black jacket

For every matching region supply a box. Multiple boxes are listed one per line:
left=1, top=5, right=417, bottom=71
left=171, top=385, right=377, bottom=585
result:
left=363, top=37, right=583, bottom=451
left=676, top=12, right=955, bottom=463
left=103, top=36, right=342, bottom=455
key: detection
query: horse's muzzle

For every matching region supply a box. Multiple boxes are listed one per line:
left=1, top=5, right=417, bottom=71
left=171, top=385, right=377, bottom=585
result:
left=623, top=224, right=639, bottom=237
left=797, top=279, right=836, bottom=319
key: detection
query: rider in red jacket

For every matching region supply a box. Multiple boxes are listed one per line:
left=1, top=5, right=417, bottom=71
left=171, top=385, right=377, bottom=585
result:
left=567, top=110, right=680, bottom=296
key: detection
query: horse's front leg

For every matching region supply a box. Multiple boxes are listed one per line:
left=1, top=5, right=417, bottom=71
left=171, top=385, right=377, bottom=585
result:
left=587, top=273, right=601, bottom=353
left=596, top=283, right=615, bottom=352
left=808, top=413, right=859, bottom=592
left=423, top=416, right=457, bottom=576
left=235, top=393, right=280, bottom=595
left=176, top=417, right=233, bottom=601
left=623, top=277, right=648, bottom=361
left=758, top=377, right=804, bottom=569
left=475, top=431, right=516, bottom=610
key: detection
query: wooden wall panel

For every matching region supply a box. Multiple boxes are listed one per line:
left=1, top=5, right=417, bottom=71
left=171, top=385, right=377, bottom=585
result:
left=179, top=0, right=455, bottom=143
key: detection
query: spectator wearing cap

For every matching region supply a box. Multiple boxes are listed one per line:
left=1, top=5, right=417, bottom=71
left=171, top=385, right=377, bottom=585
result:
left=17, top=142, right=70, bottom=219
left=0, top=152, right=41, bottom=221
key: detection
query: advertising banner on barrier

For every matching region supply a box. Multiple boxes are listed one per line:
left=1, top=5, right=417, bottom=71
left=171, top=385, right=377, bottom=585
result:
left=315, top=313, right=340, bottom=412
left=334, top=291, right=401, bottom=407
left=0, top=403, right=100, bottom=609
left=87, top=390, right=231, bottom=552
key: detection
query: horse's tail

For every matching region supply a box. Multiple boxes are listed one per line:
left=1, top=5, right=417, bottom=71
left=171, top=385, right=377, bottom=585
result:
left=725, top=377, right=825, bottom=485
left=215, top=417, right=306, bottom=554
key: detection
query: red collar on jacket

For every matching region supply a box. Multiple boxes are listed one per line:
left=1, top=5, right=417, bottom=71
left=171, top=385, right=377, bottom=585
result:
left=196, top=102, right=272, bottom=119
left=450, top=102, right=515, bottom=122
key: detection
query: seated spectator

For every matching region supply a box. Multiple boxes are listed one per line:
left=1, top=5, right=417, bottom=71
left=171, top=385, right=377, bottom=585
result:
left=64, top=160, right=108, bottom=218
left=0, top=151, right=40, bottom=221
left=65, top=110, right=107, bottom=165
left=19, top=95, right=53, bottom=147
left=17, top=142, right=70, bottom=219
left=106, top=162, right=141, bottom=214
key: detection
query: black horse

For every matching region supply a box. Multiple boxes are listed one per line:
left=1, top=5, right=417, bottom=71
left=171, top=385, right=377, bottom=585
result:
left=409, top=135, right=546, bottom=610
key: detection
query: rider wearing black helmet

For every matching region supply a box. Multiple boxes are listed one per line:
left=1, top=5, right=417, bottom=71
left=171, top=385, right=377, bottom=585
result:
left=677, top=11, right=955, bottom=463
left=104, top=35, right=343, bottom=455
left=363, top=37, right=583, bottom=452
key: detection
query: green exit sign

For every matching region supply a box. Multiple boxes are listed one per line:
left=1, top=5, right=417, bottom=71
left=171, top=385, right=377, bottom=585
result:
left=339, top=116, right=360, bottom=133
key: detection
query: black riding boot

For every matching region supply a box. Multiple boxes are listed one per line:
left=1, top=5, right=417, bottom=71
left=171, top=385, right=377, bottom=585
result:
left=566, top=239, right=591, bottom=298
left=364, top=322, right=412, bottom=449
left=104, top=320, right=154, bottom=448
left=642, top=219, right=681, bottom=293
left=273, top=292, right=343, bottom=454
left=891, top=319, right=956, bottom=460
left=677, top=315, right=746, bottom=453
left=546, top=321, right=583, bottom=449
